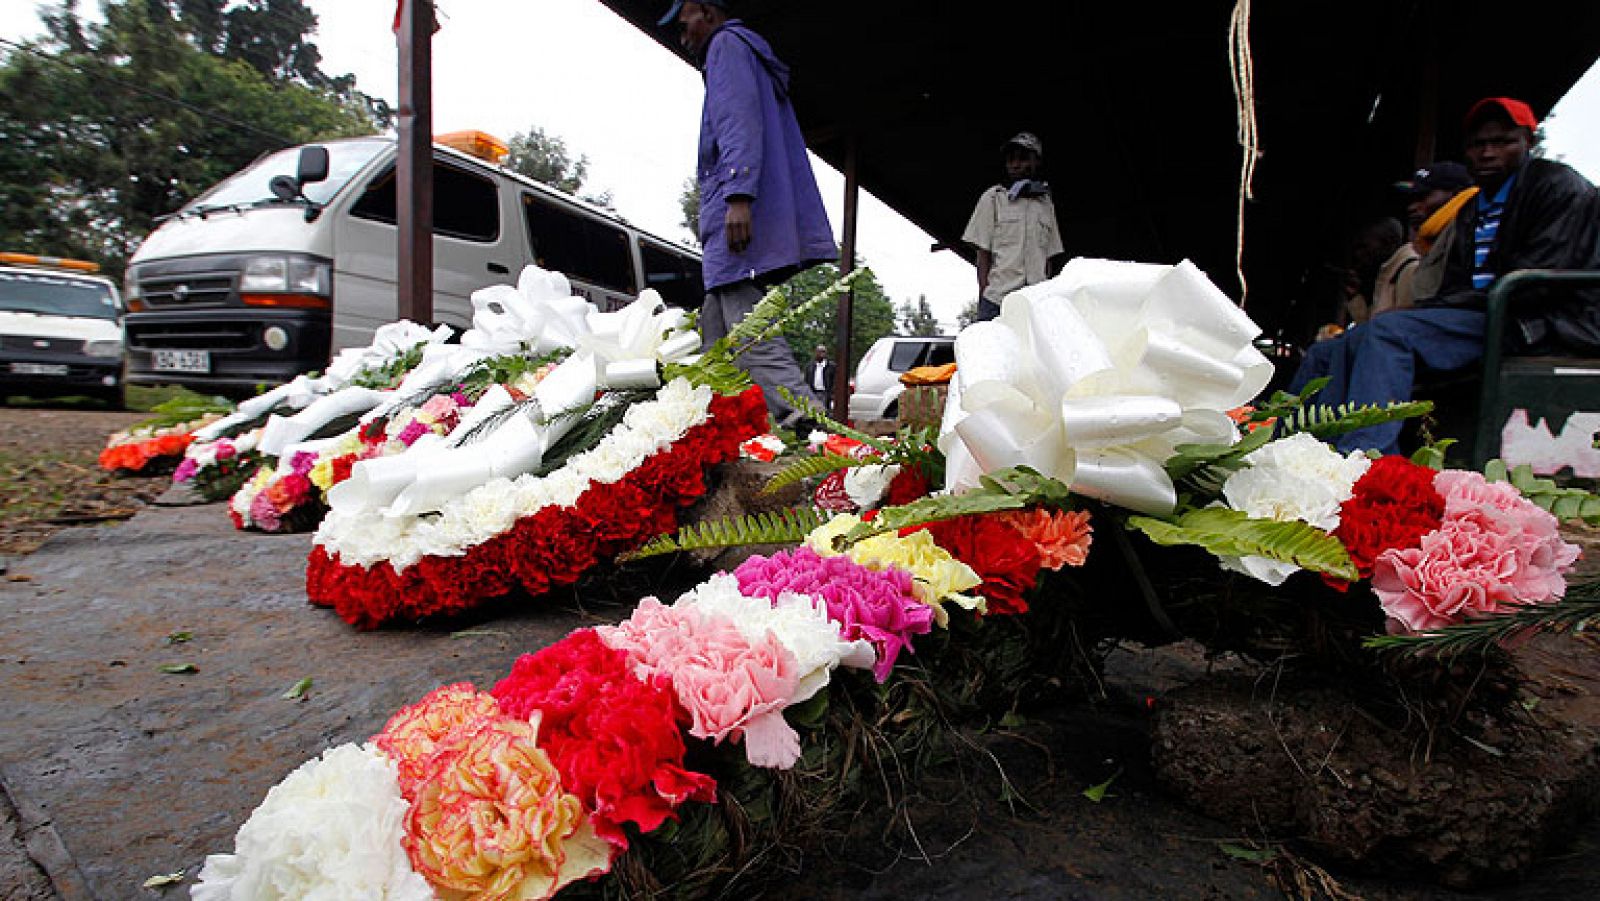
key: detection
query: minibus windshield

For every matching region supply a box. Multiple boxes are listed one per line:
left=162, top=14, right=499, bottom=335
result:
left=183, top=138, right=389, bottom=213
left=0, top=271, right=117, bottom=319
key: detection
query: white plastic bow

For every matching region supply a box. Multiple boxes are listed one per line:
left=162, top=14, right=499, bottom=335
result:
left=939, top=259, right=1274, bottom=515
left=581, top=289, right=700, bottom=390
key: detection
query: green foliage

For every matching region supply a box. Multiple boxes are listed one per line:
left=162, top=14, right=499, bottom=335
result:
left=0, top=0, right=383, bottom=273
left=503, top=126, right=590, bottom=197
left=1165, top=426, right=1274, bottom=500
left=533, top=392, right=649, bottom=477
left=349, top=341, right=428, bottom=390
left=618, top=508, right=829, bottom=562
left=759, top=452, right=870, bottom=496
left=678, top=174, right=700, bottom=242
left=1364, top=583, right=1600, bottom=658
left=1127, top=507, right=1358, bottom=581
left=837, top=466, right=1074, bottom=547
left=776, top=388, right=892, bottom=453
left=1251, top=376, right=1421, bottom=438
left=189, top=450, right=265, bottom=502
left=897, top=295, right=941, bottom=336
left=1483, top=459, right=1600, bottom=524
left=1409, top=439, right=1454, bottom=471
left=132, top=392, right=234, bottom=431
left=455, top=349, right=571, bottom=400
left=775, top=263, right=895, bottom=372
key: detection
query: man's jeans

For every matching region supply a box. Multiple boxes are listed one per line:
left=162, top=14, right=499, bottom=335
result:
left=1331, top=308, right=1486, bottom=455
left=700, top=280, right=821, bottom=426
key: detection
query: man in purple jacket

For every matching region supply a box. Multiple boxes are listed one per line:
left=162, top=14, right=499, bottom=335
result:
left=664, top=0, right=838, bottom=426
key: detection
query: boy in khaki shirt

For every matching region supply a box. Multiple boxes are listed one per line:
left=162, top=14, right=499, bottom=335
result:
left=961, top=132, right=1065, bottom=321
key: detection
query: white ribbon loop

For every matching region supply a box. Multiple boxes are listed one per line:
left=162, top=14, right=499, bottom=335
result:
left=938, top=258, right=1274, bottom=515
left=258, top=386, right=388, bottom=457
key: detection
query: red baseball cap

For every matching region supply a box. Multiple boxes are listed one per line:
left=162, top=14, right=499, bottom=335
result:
left=1465, top=97, right=1539, bottom=132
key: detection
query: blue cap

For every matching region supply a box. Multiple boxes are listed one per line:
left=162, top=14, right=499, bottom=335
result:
left=659, top=0, right=727, bottom=27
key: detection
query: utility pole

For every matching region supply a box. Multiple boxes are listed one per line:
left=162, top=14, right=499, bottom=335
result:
left=396, top=0, right=434, bottom=324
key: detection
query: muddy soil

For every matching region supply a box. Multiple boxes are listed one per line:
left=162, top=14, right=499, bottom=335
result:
left=0, top=405, right=168, bottom=557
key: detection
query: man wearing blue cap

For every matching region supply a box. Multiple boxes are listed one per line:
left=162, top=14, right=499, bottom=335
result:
left=665, top=0, right=837, bottom=426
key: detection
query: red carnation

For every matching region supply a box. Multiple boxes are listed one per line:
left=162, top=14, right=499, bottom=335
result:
left=885, top=463, right=933, bottom=506
left=915, top=514, right=1042, bottom=616
left=1330, top=455, right=1445, bottom=588
left=491, top=630, right=716, bottom=848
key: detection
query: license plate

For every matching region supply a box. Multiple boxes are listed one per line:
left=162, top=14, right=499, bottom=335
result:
left=10, top=362, right=69, bottom=376
left=152, top=349, right=211, bottom=373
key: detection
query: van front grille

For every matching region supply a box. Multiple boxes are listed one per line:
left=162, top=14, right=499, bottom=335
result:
left=139, top=274, right=235, bottom=307
left=125, top=320, right=256, bottom=351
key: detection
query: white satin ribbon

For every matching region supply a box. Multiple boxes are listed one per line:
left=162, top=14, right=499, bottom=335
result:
left=940, top=258, right=1275, bottom=515
left=258, top=386, right=389, bottom=457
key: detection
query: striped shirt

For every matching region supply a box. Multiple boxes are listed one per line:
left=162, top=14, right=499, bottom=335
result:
left=1472, top=174, right=1517, bottom=290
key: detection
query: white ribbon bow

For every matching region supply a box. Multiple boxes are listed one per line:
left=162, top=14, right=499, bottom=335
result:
left=940, top=258, right=1274, bottom=515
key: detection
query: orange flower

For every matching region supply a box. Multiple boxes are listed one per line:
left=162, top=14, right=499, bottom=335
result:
left=997, top=507, right=1093, bottom=571
left=373, top=683, right=503, bottom=800
left=405, top=714, right=611, bottom=900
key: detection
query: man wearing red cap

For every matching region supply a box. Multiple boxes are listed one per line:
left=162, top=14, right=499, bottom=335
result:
left=1328, top=96, right=1600, bottom=455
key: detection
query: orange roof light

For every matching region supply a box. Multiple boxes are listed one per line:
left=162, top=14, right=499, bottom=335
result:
left=0, top=251, right=100, bottom=273
left=435, top=130, right=509, bottom=165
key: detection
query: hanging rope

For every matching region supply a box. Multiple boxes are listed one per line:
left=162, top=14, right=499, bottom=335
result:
left=1228, top=0, right=1259, bottom=308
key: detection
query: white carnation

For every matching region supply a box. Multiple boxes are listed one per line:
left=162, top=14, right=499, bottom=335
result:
left=191, top=743, right=431, bottom=901
left=1217, top=432, right=1371, bottom=585
left=842, top=463, right=901, bottom=510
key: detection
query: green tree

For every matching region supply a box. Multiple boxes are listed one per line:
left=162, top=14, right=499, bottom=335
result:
left=502, top=125, right=613, bottom=208
left=776, top=262, right=894, bottom=373
left=679, top=174, right=700, bottom=243
left=897, top=294, right=940, bottom=336
left=956, top=299, right=980, bottom=330
left=0, top=0, right=381, bottom=273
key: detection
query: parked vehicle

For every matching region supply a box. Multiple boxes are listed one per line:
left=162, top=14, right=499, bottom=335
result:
left=848, top=335, right=955, bottom=422
left=0, top=253, right=125, bottom=408
left=123, top=131, right=703, bottom=396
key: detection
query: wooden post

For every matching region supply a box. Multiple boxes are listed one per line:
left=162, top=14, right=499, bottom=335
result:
left=832, top=135, right=860, bottom=422
left=397, top=0, right=434, bottom=324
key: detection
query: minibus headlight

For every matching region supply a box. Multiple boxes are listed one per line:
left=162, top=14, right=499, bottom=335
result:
left=241, top=256, right=289, bottom=291
left=83, top=339, right=123, bottom=357
left=241, top=256, right=330, bottom=296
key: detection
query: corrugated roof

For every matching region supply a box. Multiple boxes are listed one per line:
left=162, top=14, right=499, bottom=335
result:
left=603, top=0, right=1600, bottom=339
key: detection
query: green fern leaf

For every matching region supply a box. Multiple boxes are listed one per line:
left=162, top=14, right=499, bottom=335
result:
left=1127, top=507, right=1357, bottom=580
left=776, top=388, right=895, bottom=453
left=1165, top=425, right=1274, bottom=485
left=1277, top=399, right=1432, bottom=441
left=832, top=465, right=1072, bottom=547
left=618, top=508, right=829, bottom=561
left=761, top=452, right=874, bottom=496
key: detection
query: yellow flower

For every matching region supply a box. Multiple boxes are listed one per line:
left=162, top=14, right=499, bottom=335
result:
left=373, top=683, right=502, bottom=800
left=805, top=515, right=985, bottom=627
left=308, top=434, right=362, bottom=491
left=405, top=713, right=612, bottom=901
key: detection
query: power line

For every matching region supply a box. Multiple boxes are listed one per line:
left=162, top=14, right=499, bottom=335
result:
left=0, top=35, right=296, bottom=147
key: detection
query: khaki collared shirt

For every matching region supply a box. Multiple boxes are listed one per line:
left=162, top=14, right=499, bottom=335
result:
left=962, top=186, right=1064, bottom=301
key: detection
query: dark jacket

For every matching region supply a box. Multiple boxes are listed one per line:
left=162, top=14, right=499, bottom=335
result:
left=696, top=21, right=837, bottom=291
left=804, top=359, right=835, bottom=392
left=1428, top=158, right=1600, bottom=352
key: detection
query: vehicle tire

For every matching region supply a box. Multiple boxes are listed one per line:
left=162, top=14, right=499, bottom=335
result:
left=98, top=384, right=127, bottom=411
left=882, top=399, right=898, bottom=420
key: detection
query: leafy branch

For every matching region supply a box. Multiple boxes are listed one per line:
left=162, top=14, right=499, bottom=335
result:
left=760, top=452, right=873, bottom=496
left=1127, top=507, right=1358, bottom=580
left=1363, top=583, right=1600, bottom=658
left=836, top=466, right=1074, bottom=547
left=1276, top=398, right=1433, bottom=441
left=618, top=508, right=830, bottom=561
left=777, top=388, right=893, bottom=453
left=1484, top=459, right=1600, bottom=525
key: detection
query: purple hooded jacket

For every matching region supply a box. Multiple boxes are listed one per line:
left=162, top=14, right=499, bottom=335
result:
left=696, top=20, right=837, bottom=291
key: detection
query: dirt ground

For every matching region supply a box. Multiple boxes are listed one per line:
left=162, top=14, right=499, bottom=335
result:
left=1, top=404, right=1599, bottom=900
left=0, top=404, right=169, bottom=558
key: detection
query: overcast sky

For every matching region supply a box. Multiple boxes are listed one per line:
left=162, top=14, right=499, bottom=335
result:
left=2, top=0, right=1597, bottom=331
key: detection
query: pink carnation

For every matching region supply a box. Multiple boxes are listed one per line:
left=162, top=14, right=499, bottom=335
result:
left=1374, top=504, right=1577, bottom=633
left=733, top=547, right=932, bottom=681
left=289, top=451, right=316, bottom=476
left=597, top=598, right=803, bottom=768
left=172, top=457, right=198, bottom=483
left=248, top=491, right=281, bottom=531
left=215, top=442, right=237, bottom=461
left=419, top=394, right=458, bottom=421
left=396, top=420, right=430, bottom=446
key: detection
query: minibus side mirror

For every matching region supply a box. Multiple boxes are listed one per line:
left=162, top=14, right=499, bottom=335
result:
left=297, top=146, right=330, bottom=186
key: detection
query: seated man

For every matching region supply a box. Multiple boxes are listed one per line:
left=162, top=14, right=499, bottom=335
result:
left=1320, top=97, right=1600, bottom=454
